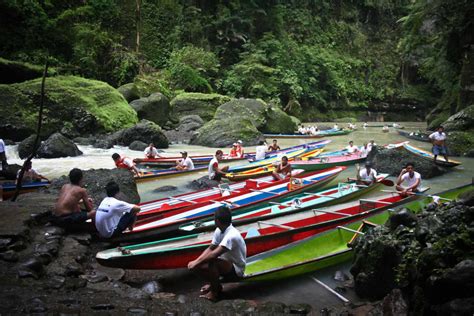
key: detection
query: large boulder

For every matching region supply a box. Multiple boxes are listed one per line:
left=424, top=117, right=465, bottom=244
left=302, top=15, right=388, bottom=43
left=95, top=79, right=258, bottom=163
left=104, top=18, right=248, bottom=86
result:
left=163, top=115, right=204, bottom=144
left=113, top=120, right=169, bottom=148
left=48, top=168, right=139, bottom=206
left=129, top=93, right=170, bottom=126
left=0, top=58, right=55, bottom=84
left=117, top=83, right=140, bottom=103
left=442, top=104, right=474, bottom=132
left=37, top=133, right=82, bottom=158
left=129, top=140, right=148, bottom=151
left=262, top=105, right=298, bottom=134
left=445, top=131, right=474, bottom=156
left=170, top=93, right=231, bottom=123
left=214, top=99, right=268, bottom=129
left=369, top=146, right=447, bottom=179
left=18, top=134, right=39, bottom=159
left=191, top=117, right=265, bottom=147
left=0, top=76, right=138, bottom=141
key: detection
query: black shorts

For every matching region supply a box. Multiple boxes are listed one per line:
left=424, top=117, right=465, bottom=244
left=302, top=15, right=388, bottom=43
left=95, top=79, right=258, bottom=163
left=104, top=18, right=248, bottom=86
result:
left=220, top=265, right=241, bottom=282
left=52, top=210, right=88, bottom=225
left=211, top=174, right=223, bottom=182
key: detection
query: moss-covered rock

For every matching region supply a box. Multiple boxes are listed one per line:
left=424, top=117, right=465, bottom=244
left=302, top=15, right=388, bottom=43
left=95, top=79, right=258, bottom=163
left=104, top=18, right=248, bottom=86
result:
left=214, top=98, right=268, bottom=128
left=133, top=73, right=172, bottom=99
left=130, top=93, right=170, bottom=126
left=170, top=93, right=231, bottom=123
left=0, top=58, right=56, bottom=84
left=117, top=83, right=140, bottom=103
left=190, top=117, right=264, bottom=147
left=446, top=131, right=474, bottom=156
left=442, top=105, right=474, bottom=132
left=0, top=76, right=138, bottom=141
left=37, top=133, right=83, bottom=158
left=262, top=105, right=298, bottom=134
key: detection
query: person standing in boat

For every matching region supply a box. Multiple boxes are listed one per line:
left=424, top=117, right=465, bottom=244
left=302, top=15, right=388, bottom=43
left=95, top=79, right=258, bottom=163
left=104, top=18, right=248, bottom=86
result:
left=208, top=150, right=229, bottom=181
left=16, top=161, right=49, bottom=184
left=144, top=143, right=161, bottom=159
left=345, top=141, right=360, bottom=154
left=272, top=156, right=292, bottom=180
left=268, top=139, right=281, bottom=152
left=176, top=151, right=194, bottom=170
left=255, top=141, right=267, bottom=161
left=396, top=162, right=421, bottom=196
left=188, top=206, right=246, bottom=302
left=429, top=126, right=449, bottom=163
left=95, top=181, right=140, bottom=238
left=356, top=162, right=377, bottom=185
left=52, top=168, right=96, bottom=226
left=112, top=153, right=141, bottom=177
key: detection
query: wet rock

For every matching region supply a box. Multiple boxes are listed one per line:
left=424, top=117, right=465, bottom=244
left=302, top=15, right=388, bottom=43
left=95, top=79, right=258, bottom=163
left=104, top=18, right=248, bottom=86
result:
left=334, top=270, right=350, bottom=282
left=28, top=297, right=47, bottom=313
left=153, top=185, right=177, bottom=193
left=257, top=301, right=286, bottom=314
left=458, top=188, right=474, bottom=206
left=141, top=280, right=162, bottom=295
left=387, top=208, right=418, bottom=230
left=177, top=294, right=186, bottom=304
left=91, top=304, right=115, bottom=311
left=18, top=257, right=43, bottom=279
left=0, top=237, right=12, bottom=251
left=0, top=250, right=19, bottom=262
left=46, top=275, right=66, bottom=289
left=127, top=307, right=148, bottom=315
left=129, top=140, right=148, bottom=151
left=187, top=176, right=219, bottom=190
left=164, top=312, right=177, bottom=316
left=151, top=292, right=176, bottom=300
left=18, top=134, right=38, bottom=159
left=42, top=226, right=65, bottom=237
left=37, top=133, right=83, bottom=158
left=189, top=312, right=203, bottom=316
left=117, top=82, right=140, bottom=103
left=381, top=289, right=407, bottom=315
left=64, top=277, right=87, bottom=290
left=69, top=233, right=91, bottom=246
left=35, top=240, right=60, bottom=256
left=130, top=93, right=170, bottom=126
left=80, top=270, right=108, bottom=283
left=73, top=136, right=95, bottom=145
left=436, top=297, right=474, bottom=315
left=114, top=119, right=168, bottom=148
left=289, top=303, right=311, bottom=315
left=35, top=252, right=53, bottom=265
left=65, top=262, right=84, bottom=276
left=92, top=263, right=125, bottom=281
left=8, top=239, right=27, bottom=251
left=93, top=138, right=114, bottom=149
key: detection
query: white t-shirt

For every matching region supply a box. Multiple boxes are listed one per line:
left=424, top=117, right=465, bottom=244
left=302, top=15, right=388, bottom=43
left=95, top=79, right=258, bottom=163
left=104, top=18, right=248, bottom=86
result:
left=359, top=146, right=369, bottom=157
left=179, top=157, right=194, bottom=170
left=0, top=139, right=5, bottom=153
left=211, top=225, right=246, bottom=277
left=359, top=168, right=377, bottom=182
left=123, top=157, right=134, bottom=168
left=208, top=157, right=219, bottom=179
left=333, top=125, right=339, bottom=130
left=400, top=172, right=421, bottom=188
left=429, top=132, right=446, bottom=141
left=346, top=145, right=358, bottom=153
left=144, top=147, right=159, bottom=158
left=95, top=197, right=135, bottom=238
left=367, top=143, right=376, bottom=152
left=255, top=145, right=267, bottom=160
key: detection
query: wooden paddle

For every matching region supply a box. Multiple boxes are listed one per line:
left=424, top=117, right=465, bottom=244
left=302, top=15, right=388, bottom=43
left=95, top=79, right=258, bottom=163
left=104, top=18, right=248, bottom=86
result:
left=347, top=177, right=394, bottom=187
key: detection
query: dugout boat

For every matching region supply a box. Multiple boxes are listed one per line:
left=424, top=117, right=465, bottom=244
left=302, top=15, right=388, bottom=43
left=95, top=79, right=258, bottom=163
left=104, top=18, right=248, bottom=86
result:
left=97, top=189, right=421, bottom=269
left=264, top=129, right=351, bottom=139
left=134, top=166, right=208, bottom=183
left=1, top=180, right=50, bottom=200
left=290, top=153, right=367, bottom=171
left=242, top=182, right=472, bottom=281
left=111, top=167, right=344, bottom=243
left=397, top=130, right=431, bottom=143
left=402, top=143, right=461, bottom=167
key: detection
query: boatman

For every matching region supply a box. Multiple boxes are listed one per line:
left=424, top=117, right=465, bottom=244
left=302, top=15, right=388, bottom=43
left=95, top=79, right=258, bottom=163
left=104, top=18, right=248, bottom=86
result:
left=272, top=156, right=292, bottom=180
left=16, top=161, right=49, bottom=184
left=429, top=126, right=449, bottom=163
left=356, top=162, right=377, bottom=185
left=255, top=141, right=267, bottom=161
left=188, top=206, right=246, bottom=302
left=176, top=151, right=194, bottom=170
left=52, top=168, right=96, bottom=227
left=144, top=143, right=161, bottom=159
left=95, top=181, right=140, bottom=238
left=209, top=150, right=229, bottom=182
left=268, top=139, right=281, bottom=152
left=112, top=153, right=141, bottom=177
left=345, top=141, right=360, bottom=154
left=236, top=140, right=244, bottom=158
left=359, top=143, right=370, bottom=157
left=396, top=162, right=421, bottom=196
left=229, top=143, right=239, bottom=158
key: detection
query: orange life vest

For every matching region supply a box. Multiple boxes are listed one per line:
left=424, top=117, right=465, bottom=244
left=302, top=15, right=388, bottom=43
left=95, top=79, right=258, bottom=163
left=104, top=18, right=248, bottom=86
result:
left=115, top=156, right=133, bottom=170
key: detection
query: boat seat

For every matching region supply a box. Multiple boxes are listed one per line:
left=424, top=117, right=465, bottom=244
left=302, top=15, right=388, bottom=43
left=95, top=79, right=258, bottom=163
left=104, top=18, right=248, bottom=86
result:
left=219, top=183, right=231, bottom=197
left=246, top=227, right=261, bottom=238
left=245, top=179, right=259, bottom=190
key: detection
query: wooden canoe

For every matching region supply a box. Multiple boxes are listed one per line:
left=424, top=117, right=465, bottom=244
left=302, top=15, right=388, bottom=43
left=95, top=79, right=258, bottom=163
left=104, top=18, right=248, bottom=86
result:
left=397, top=130, right=431, bottom=142
left=1, top=180, right=50, bottom=200
left=242, top=183, right=472, bottom=281
left=111, top=167, right=345, bottom=243
left=96, top=191, right=419, bottom=269
left=134, top=166, right=208, bottom=183
left=264, top=129, right=351, bottom=139
left=290, top=153, right=367, bottom=171
left=402, top=143, right=461, bottom=167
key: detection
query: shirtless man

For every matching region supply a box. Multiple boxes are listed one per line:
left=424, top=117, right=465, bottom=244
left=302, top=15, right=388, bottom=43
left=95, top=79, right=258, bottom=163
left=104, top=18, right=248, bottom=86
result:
left=272, top=156, right=292, bottom=180
left=52, top=168, right=95, bottom=226
left=268, top=139, right=281, bottom=152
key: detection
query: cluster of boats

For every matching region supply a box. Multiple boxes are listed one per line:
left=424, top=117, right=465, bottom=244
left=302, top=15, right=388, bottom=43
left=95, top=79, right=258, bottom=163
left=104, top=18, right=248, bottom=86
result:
left=95, top=139, right=467, bottom=282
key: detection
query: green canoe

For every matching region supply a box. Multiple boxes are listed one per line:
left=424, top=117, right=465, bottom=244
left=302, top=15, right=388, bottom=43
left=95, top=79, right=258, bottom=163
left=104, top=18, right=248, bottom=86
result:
left=242, top=182, right=473, bottom=282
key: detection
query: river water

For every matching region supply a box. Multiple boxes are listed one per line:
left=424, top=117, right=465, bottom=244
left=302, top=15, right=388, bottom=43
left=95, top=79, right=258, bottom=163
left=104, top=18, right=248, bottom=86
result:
left=4, top=122, right=473, bottom=309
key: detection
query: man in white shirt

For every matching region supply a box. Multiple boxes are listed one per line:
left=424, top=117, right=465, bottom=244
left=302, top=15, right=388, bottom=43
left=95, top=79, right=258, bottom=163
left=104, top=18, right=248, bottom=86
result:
left=345, top=141, right=359, bottom=154
left=396, top=163, right=421, bottom=195
left=333, top=123, right=339, bottom=130
left=367, top=140, right=377, bottom=152
left=188, top=206, right=246, bottom=302
left=359, top=143, right=370, bottom=157
left=144, top=143, right=161, bottom=159
left=95, top=181, right=140, bottom=238
left=0, top=138, right=7, bottom=170
left=176, top=151, right=194, bottom=170
left=208, top=150, right=229, bottom=181
left=356, top=162, right=377, bottom=185
left=255, top=141, right=267, bottom=161
left=429, top=126, right=449, bottom=163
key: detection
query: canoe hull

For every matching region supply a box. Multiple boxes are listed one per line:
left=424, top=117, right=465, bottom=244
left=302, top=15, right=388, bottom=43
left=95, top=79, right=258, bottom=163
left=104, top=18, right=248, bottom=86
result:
left=291, top=156, right=366, bottom=171
left=402, top=143, right=461, bottom=167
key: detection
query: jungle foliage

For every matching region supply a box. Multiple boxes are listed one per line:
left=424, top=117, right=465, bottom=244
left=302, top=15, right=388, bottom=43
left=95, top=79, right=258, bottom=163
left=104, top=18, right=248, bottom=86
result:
left=0, top=0, right=471, bottom=120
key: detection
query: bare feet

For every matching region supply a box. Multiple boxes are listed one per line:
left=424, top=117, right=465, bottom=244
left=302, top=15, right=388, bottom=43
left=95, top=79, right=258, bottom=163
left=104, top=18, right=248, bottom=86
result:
left=200, top=284, right=222, bottom=294
left=199, top=291, right=219, bottom=302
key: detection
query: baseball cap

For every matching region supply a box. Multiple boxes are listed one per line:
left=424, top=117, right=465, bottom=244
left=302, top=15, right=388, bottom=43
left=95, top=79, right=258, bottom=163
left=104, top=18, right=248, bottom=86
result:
left=180, top=151, right=187, bottom=155
left=237, top=140, right=243, bottom=144
left=233, top=143, right=238, bottom=146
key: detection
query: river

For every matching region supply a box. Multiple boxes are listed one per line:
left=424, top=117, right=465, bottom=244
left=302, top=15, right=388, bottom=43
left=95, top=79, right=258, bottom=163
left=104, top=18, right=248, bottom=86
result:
left=3, top=122, right=473, bottom=309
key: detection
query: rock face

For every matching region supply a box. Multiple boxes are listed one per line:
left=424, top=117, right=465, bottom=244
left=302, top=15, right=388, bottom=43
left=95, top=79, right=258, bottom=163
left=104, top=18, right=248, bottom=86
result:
left=351, top=193, right=474, bottom=314
left=18, top=134, right=38, bottom=159
left=113, top=120, right=169, bottom=148
left=129, top=93, right=170, bottom=126
left=117, top=83, right=140, bottom=103
left=0, top=164, right=21, bottom=180
left=48, top=168, right=140, bottom=205
left=170, top=93, right=231, bottom=123
left=439, top=105, right=474, bottom=156
left=369, top=146, right=447, bottom=179
left=0, top=76, right=138, bottom=141
left=443, top=104, right=474, bottom=132
left=37, top=133, right=82, bottom=158
left=192, top=99, right=296, bottom=147
left=128, top=140, right=147, bottom=151
left=163, top=115, right=204, bottom=144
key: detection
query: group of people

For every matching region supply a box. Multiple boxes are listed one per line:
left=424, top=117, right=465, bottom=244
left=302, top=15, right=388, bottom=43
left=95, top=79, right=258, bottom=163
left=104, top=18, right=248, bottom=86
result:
left=345, top=140, right=376, bottom=156
left=297, top=125, right=320, bottom=135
